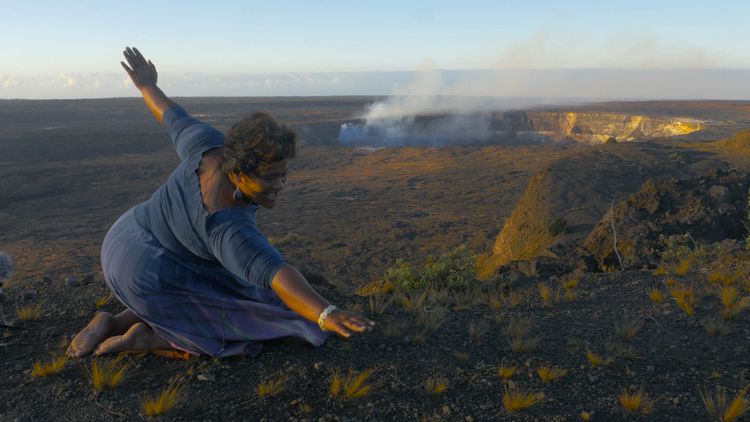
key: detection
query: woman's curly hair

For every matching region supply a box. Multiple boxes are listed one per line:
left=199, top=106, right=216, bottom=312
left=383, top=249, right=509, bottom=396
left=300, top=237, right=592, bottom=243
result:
left=221, top=112, right=296, bottom=174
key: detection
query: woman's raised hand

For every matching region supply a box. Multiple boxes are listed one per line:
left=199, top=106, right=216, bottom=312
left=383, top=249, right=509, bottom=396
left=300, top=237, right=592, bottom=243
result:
left=121, top=47, right=158, bottom=90
left=323, top=309, right=375, bottom=338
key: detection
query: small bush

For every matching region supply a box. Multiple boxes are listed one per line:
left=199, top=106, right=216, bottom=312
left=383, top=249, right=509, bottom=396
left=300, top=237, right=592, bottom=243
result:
left=670, top=284, right=696, bottom=316
left=385, top=245, right=476, bottom=292
left=586, top=351, right=604, bottom=367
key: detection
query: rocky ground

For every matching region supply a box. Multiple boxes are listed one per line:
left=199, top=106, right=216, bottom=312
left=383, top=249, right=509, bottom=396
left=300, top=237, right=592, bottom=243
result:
left=1, top=266, right=749, bottom=421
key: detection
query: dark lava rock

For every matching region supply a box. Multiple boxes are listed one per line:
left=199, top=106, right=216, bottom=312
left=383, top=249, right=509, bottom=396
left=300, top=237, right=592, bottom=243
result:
left=585, top=169, right=750, bottom=269
left=65, top=276, right=79, bottom=287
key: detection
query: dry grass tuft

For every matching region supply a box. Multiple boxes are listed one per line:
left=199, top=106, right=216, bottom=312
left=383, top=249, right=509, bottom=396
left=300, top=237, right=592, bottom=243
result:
left=564, top=288, right=576, bottom=302
left=510, top=336, right=540, bottom=353
left=368, top=294, right=394, bottom=315
left=329, top=369, right=374, bottom=399
left=423, top=377, right=448, bottom=395
left=31, top=355, right=67, bottom=378
left=670, top=284, right=696, bottom=316
left=648, top=288, right=666, bottom=303
left=17, top=304, right=42, bottom=321
left=717, top=286, right=750, bottom=320
left=709, top=272, right=736, bottom=286
left=468, top=320, right=488, bottom=342
left=497, top=365, right=517, bottom=379
left=142, top=379, right=184, bottom=417
left=674, top=259, right=692, bottom=276
left=586, top=351, right=604, bottom=367
left=538, top=283, right=553, bottom=307
left=502, top=382, right=544, bottom=412
left=704, top=318, right=730, bottom=337
left=453, top=352, right=470, bottom=363
left=536, top=365, right=567, bottom=382
left=257, top=374, right=287, bottom=399
left=697, top=384, right=750, bottom=422
left=615, top=317, right=643, bottom=343
left=503, top=318, right=532, bottom=339
left=417, top=306, right=448, bottom=334
left=95, top=294, right=113, bottom=308
left=617, top=386, right=654, bottom=414
left=90, top=358, right=128, bottom=391
left=563, top=276, right=579, bottom=290
left=653, top=266, right=669, bottom=276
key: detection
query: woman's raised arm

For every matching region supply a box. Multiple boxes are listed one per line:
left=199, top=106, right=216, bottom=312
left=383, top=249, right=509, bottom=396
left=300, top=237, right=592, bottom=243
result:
left=121, top=46, right=176, bottom=123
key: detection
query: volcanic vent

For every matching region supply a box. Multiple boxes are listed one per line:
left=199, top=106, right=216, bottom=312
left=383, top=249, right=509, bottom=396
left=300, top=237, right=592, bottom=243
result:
left=335, top=110, right=701, bottom=147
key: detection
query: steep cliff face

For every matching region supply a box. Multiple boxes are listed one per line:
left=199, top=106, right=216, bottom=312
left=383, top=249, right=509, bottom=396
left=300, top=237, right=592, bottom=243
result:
left=492, top=111, right=702, bottom=144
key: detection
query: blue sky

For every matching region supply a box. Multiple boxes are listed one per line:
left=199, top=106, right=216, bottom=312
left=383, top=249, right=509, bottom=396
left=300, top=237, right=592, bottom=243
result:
left=2, top=0, right=750, bottom=98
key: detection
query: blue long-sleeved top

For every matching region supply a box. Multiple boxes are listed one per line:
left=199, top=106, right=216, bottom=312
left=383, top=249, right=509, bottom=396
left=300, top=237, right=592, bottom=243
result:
left=132, top=105, right=285, bottom=289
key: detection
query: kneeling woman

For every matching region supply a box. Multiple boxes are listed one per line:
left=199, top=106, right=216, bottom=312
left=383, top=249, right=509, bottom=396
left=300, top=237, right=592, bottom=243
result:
left=68, top=47, right=374, bottom=358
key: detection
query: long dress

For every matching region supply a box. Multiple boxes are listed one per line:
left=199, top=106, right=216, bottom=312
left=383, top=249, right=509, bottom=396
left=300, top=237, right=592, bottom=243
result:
left=101, top=105, right=327, bottom=357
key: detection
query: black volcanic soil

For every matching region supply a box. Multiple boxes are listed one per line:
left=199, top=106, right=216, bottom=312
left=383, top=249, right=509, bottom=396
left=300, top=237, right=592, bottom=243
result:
left=1, top=98, right=750, bottom=421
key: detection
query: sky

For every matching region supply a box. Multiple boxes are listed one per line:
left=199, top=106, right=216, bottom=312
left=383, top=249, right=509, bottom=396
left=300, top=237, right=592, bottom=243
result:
left=2, top=0, right=750, bottom=99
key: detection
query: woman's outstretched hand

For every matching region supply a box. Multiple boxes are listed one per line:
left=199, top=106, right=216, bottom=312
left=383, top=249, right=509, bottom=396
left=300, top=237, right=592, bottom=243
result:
left=121, top=46, right=158, bottom=90
left=323, top=309, right=375, bottom=338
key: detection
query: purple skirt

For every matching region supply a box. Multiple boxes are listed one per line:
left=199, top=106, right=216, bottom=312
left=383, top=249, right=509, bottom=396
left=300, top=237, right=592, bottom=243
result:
left=101, top=208, right=328, bottom=357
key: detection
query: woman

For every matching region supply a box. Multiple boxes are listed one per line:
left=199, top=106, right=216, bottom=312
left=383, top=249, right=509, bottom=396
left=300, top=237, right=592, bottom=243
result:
left=67, top=47, right=374, bottom=358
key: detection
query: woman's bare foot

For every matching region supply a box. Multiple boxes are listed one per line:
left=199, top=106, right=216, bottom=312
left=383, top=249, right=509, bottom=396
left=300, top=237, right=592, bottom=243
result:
left=93, top=322, right=171, bottom=356
left=67, top=312, right=117, bottom=358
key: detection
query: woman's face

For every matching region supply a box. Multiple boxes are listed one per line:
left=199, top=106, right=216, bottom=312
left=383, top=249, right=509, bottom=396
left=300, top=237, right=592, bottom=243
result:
left=234, top=159, right=289, bottom=208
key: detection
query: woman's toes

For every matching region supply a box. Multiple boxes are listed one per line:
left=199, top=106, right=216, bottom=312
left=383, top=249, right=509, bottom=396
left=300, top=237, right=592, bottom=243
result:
left=94, top=323, right=152, bottom=355
left=68, top=312, right=115, bottom=357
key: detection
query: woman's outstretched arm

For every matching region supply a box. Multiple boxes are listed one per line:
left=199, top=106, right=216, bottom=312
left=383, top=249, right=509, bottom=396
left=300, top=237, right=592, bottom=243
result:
left=271, top=265, right=375, bottom=338
left=121, top=46, right=176, bottom=123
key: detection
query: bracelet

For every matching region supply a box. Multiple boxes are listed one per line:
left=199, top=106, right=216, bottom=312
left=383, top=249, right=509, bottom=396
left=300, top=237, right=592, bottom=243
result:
left=317, top=305, right=337, bottom=330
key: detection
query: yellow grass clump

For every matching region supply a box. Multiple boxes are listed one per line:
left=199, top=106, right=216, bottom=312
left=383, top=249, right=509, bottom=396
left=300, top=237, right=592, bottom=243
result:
left=670, top=284, right=696, bottom=316
left=31, top=355, right=67, bottom=378
left=697, top=385, right=750, bottom=422
left=586, top=351, right=604, bottom=367
left=648, top=288, right=666, bottom=303
left=718, top=286, right=750, bottom=320
left=674, top=259, right=692, bottom=276
left=498, top=365, right=517, bottom=379
left=256, top=374, right=287, bottom=399
left=17, top=304, right=42, bottom=321
left=423, top=377, right=448, bottom=395
left=142, top=380, right=184, bottom=417
left=709, top=272, right=735, bottom=286
left=90, top=358, right=128, bottom=391
left=502, top=382, right=543, bottom=412
left=536, top=365, right=567, bottom=382
left=95, top=294, right=112, bottom=308
left=618, top=386, right=654, bottom=414
left=468, top=320, right=488, bottom=341
left=615, top=317, right=643, bottom=343
left=580, top=410, right=592, bottom=420
left=329, top=369, right=374, bottom=399
left=538, top=283, right=553, bottom=307
left=653, top=266, right=669, bottom=276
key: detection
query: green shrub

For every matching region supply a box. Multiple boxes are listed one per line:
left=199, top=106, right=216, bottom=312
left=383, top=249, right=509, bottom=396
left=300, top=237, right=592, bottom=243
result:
left=385, top=245, right=477, bottom=292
